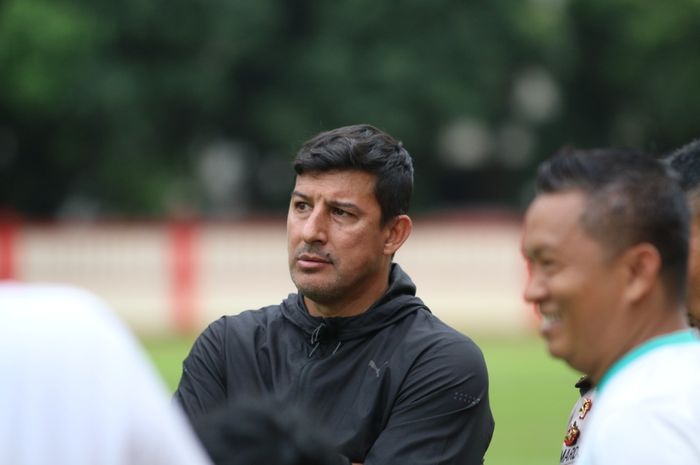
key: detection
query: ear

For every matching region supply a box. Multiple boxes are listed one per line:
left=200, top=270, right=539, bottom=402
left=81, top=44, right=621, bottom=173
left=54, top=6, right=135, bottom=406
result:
left=382, top=214, right=412, bottom=256
left=620, top=243, right=662, bottom=304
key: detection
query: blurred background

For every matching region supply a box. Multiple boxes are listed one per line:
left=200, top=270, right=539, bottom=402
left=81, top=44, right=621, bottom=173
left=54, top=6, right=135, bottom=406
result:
left=3, top=0, right=699, bottom=331
left=3, top=0, right=699, bottom=220
left=2, top=0, right=700, bottom=463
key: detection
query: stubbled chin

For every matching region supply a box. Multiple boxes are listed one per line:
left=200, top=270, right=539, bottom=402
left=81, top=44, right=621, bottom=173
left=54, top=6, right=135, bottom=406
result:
left=292, top=271, right=331, bottom=292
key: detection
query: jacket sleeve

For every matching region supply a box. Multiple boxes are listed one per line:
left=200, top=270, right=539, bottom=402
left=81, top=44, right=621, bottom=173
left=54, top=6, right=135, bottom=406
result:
left=364, top=337, right=494, bottom=465
left=174, top=317, right=228, bottom=421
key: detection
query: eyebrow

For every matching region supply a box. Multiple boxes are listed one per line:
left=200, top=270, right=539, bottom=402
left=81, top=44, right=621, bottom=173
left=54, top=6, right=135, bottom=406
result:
left=291, top=191, right=362, bottom=213
left=291, top=191, right=309, bottom=201
left=522, top=245, right=547, bottom=261
left=328, top=200, right=361, bottom=212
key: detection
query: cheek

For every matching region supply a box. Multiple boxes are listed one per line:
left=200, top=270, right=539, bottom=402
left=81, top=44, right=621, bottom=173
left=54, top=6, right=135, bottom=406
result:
left=690, top=222, right=700, bottom=281
left=549, top=271, right=589, bottom=301
left=286, top=226, right=296, bottom=250
left=687, top=245, right=700, bottom=316
left=338, top=225, right=382, bottom=249
left=689, top=236, right=700, bottom=282
left=554, top=273, right=608, bottom=320
left=335, top=233, right=386, bottom=269
left=690, top=262, right=700, bottom=299
left=286, top=218, right=303, bottom=241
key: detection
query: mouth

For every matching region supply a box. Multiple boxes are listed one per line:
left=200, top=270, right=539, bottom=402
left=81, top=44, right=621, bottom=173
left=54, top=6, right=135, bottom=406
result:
left=539, top=308, right=562, bottom=335
left=296, top=253, right=332, bottom=270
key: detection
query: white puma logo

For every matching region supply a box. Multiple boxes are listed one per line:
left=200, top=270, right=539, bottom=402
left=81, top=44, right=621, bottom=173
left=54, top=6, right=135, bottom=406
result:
left=368, top=360, right=388, bottom=378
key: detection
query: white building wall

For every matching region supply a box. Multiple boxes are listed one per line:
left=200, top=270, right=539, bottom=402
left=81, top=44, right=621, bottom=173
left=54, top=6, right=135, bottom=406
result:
left=4, top=217, right=533, bottom=336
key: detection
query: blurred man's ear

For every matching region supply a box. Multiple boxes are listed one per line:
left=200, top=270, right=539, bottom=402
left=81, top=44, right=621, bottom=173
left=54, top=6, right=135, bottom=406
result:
left=621, top=243, right=662, bottom=305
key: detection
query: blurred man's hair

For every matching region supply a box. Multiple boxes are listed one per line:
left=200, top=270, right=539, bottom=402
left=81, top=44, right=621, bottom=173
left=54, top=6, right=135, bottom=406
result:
left=535, top=147, right=690, bottom=304
left=293, top=124, right=414, bottom=225
left=664, top=138, right=700, bottom=212
left=194, top=398, right=343, bottom=465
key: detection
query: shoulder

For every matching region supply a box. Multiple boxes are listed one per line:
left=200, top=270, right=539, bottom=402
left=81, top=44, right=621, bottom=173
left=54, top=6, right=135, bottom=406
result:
left=390, top=313, right=491, bottom=416
left=191, top=304, right=290, bottom=355
left=0, top=283, right=134, bottom=352
left=584, top=347, right=700, bottom=462
left=409, top=310, right=485, bottom=356
left=601, top=342, right=700, bottom=406
left=582, top=400, right=700, bottom=465
left=205, top=304, right=285, bottom=334
left=401, top=310, right=489, bottom=380
left=0, top=283, right=111, bottom=322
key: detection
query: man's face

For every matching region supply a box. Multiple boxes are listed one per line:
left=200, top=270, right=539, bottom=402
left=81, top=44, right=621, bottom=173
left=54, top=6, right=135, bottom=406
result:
left=521, top=190, right=626, bottom=376
left=287, top=170, right=392, bottom=316
left=685, top=214, right=700, bottom=327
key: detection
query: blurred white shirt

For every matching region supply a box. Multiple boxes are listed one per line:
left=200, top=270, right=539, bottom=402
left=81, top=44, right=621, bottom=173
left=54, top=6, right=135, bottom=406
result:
left=577, top=330, right=700, bottom=465
left=0, top=282, right=212, bottom=465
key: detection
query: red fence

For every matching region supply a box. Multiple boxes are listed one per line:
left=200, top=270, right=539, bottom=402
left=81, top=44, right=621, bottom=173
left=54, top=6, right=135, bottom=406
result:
left=0, top=217, right=533, bottom=336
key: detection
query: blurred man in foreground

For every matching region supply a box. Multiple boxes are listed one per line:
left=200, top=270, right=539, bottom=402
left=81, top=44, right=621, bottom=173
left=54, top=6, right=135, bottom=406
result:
left=558, top=140, right=700, bottom=465
left=665, top=138, right=700, bottom=327
left=194, top=397, right=341, bottom=465
left=522, top=148, right=700, bottom=464
left=175, top=124, right=494, bottom=465
left=0, top=282, right=211, bottom=465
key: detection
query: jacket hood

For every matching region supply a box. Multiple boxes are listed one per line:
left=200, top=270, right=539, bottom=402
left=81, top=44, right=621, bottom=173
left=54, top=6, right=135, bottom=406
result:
left=280, top=263, right=428, bottom=344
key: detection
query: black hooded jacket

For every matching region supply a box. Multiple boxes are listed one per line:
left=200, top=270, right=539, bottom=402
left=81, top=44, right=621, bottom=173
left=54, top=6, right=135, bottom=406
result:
left=176, top=264, right=494, bottom=464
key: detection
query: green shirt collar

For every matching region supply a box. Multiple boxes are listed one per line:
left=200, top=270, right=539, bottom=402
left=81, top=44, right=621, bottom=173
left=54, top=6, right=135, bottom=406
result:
left=597, top=329, right=700, bottom=393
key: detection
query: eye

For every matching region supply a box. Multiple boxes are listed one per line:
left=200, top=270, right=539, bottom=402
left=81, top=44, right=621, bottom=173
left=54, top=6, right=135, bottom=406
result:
left=294, top=201, right=310, bottom=212
left=331, top=207, right=351, bottom=217
left=539, top=258, right=560, bottom=273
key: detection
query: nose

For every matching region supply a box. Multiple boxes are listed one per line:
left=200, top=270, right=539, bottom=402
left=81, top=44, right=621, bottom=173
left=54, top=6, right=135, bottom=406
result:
left=523, top=272, right=547, bottom=304
left=302, top=207, right=328, bottom=244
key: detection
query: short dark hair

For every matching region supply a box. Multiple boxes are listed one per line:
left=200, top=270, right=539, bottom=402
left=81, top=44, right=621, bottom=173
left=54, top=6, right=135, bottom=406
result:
left=194, top=398, right=343, bottom=465
left=293, top=124, right=414, bottom=225
left=535, top=147, right=690, bottom=303
left=664, top=139, right=700, bottom=210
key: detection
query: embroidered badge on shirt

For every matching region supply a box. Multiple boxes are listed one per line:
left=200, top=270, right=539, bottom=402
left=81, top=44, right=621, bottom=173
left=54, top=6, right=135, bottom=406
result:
left=563, top=422, right=581, bottom=447
left=578, top=398, right=592, bottom=419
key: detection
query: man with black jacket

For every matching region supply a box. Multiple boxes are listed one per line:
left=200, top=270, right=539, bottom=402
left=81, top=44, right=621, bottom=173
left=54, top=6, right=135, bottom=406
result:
left=175, top=124, right=494, bottom=465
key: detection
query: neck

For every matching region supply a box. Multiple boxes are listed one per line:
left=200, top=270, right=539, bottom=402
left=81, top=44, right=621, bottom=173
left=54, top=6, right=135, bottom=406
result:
left=589, top=306, right=688, bottom=385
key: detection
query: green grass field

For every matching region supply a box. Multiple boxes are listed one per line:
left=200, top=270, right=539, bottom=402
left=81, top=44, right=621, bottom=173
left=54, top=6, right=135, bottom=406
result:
left=142, top=334, right=579, bottom=465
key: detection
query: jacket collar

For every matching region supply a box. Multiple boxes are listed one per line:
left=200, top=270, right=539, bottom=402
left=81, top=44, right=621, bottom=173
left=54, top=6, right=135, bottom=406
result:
left=280, top=263, right=427, bottom=342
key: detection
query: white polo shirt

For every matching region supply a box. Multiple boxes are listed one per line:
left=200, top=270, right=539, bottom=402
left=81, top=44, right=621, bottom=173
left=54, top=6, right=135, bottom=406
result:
left=577, top=330, right=700, bottom=465
left=0, top=283, right=212, bottom=465
left=560, top=384, right=596, bottom=464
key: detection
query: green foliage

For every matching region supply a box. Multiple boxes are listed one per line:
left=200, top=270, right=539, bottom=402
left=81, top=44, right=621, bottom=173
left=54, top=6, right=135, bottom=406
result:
left=2, top=1, right=700, bottom=216
left=552, top=0, right=700, bottom=151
